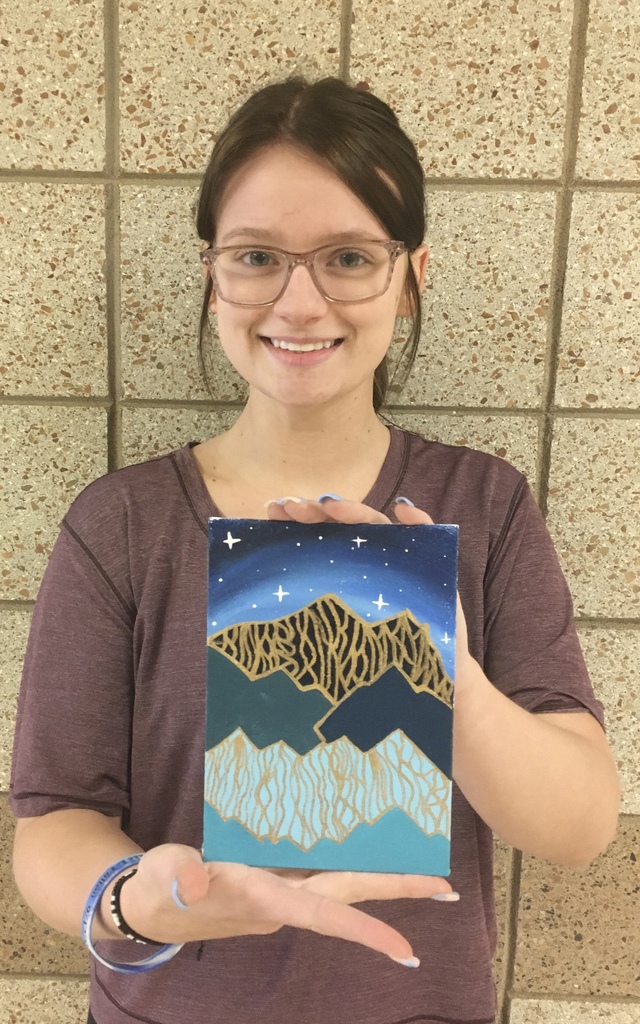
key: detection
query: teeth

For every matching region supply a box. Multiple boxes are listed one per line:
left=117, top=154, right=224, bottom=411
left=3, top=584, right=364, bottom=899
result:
left=269, top=338, right=337, bottom=352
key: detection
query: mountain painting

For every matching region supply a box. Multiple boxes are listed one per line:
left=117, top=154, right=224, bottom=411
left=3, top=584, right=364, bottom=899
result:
left=203, top=518, right=458, bottom=875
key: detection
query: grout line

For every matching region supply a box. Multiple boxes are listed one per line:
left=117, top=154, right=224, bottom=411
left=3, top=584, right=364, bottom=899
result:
left=104, top=0, right=122, bottom=472
left=2, top=168, right=640, bottom=191
left=0, top=599, right=36, bottom=612
left=0, top=396, right=112, bottom=407
left=499, top=847, right=523, bottom=1024
left=536, top=0, right=592, bottom=520
left=576, top=617, right=640, bottom=629
left=339, top=0, right=353, bottom=82
left=0, top=972, right=90, bottom=982
left=508, top=992, right=640, bottom=1006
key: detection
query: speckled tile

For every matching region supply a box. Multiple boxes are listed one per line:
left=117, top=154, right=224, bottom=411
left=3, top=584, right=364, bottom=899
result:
left=0, top=0, right=104, bottom=171
left=576, top=0, right=640, bottom=181
left=120, top=185, right=247, bottom=401
left=350, top=0, right=572, bottom=179
left=513, top=815, right=640, bottom=997
left=577, top=626, right=640, bottom=815
left=0, top=183, right=107, bottom=397
left=402, top=191, right=553, bottom=408
left=122, top=405, right=240, bottom=465
left=0, top=799, right=89, bottom=973
left=0, top=407, right=107, bottom=600
left=556, top=193, right=640, bottom=409
left=546, top=418, right=640, bottom=617
left=391, top=412, right=539, bottom=486
left=0, top=608, right=31, bottom=791
left=0, top=978, right=89, bottom=1022
left=119, top=0, right=340, bottom=173
left=493, top=837, right=513, bottom=1005
left=510, top=1001, right=640, bottom=1024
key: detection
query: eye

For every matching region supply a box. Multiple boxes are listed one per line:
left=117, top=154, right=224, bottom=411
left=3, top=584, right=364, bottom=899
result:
left=333, top=250, right=367, bottom=269
left=237, top=249, right=276, bottom=268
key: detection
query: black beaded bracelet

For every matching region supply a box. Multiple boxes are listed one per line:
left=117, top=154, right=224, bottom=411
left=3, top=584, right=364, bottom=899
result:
left=110, top=868, right=160, bottom=945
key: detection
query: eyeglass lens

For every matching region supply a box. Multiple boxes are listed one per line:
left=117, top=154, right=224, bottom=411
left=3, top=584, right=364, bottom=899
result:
left=212, top=243, right=395, bottom=304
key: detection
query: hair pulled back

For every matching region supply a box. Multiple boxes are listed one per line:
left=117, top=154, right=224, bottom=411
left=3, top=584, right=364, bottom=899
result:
left=196, top=76, right=426, bottom=412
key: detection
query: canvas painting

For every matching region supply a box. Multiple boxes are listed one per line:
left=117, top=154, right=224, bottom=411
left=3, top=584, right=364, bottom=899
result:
left=203, top=518, right=458, bottom=875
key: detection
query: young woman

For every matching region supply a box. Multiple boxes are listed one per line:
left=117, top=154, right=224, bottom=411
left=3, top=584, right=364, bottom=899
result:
left=11, top=77, right=619, bottom=1024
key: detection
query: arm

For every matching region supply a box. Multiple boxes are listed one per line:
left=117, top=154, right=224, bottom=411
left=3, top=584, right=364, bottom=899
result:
left=269, top=495, right=620, bottom=869
left=452, top=651, right=619, bottom=867
left=12, top=808, right=453, bottom=959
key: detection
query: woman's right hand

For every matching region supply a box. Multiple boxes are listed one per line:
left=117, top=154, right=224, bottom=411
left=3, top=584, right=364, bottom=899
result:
left=118, top=843, right=458, bottom=966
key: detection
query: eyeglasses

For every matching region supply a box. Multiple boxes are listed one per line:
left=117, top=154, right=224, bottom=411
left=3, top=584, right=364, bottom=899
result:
left=199, top=240, right=407, bottom=306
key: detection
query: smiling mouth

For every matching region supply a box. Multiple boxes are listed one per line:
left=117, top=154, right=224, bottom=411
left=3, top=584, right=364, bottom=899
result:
left=260, top=336, right=344, bottom=352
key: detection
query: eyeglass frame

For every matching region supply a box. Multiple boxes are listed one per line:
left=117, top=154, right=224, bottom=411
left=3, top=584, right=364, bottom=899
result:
left=199, top=239, right=408, bottom=307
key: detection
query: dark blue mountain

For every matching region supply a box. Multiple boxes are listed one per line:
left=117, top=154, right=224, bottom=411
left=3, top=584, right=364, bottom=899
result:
left=317, top=666, right=453, bottom=775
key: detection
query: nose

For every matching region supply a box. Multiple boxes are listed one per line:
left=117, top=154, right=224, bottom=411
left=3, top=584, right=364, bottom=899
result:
left=271, top=262, right=328, bottom=319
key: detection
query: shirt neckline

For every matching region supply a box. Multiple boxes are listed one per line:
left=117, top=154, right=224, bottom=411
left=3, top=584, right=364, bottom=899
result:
left=175, top=424, right=410, bottom=529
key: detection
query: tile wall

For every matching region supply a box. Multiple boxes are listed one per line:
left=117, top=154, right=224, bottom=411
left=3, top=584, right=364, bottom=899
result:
left=0, top=1, right=638, bottom=1021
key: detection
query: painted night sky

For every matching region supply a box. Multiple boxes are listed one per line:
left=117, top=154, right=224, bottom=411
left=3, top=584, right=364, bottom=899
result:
left=207, top=519, right=458, bottom=676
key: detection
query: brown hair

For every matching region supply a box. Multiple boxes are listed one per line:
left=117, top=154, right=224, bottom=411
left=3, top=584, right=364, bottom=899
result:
left=196, top=76, right=426, bottom=412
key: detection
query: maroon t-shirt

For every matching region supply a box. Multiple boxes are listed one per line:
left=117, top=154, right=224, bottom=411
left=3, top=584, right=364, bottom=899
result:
left=10, top=426, right=604, bottom=1024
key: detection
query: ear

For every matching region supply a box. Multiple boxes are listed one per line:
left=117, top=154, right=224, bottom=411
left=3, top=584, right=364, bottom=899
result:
left=202, top=266, right=217, bottom=313
left=396, top=244, right=429, bottom=317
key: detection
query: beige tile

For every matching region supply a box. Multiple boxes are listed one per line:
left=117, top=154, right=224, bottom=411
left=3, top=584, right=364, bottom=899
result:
left=577, top=626, right=640, bottom=815
left=546, top=418, right=640, bottom=617
left=122, top=405, right=240, bottom=465
left=119, top=0, right=340, bottom=173
left=493, top=837, right=513, bottom=1006
left=0, top=1, right=104, bottom=171
left=391, top=412, right=539, bottom=486
left=0, top=407, right=107, bottom=600
left=120, top=185, right=247, bottom=401
left=0, top=184, right=107, bottom=397
left=556, top=193, right=640, bottom=409
left=403, top=191, right=553, bottom=408
left=0, top=979, right=89, bottom=1022
left=350, top=0, right=572, bottom=179
left=510, top=1001, right=640, bottom=1024
left=0, top=799, right=89, bottom=974
left=513, top=816, right=640, bottom=997
left=576, top=0, right=640, bottom=181
left=0, top=608, right=32, bottom=791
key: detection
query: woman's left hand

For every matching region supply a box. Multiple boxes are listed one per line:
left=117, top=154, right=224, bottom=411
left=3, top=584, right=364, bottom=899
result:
left=265, top=494, right=471, bottom=670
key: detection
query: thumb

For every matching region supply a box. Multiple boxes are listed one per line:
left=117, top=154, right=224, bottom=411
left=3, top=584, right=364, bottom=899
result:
left=172, top=855, right=210, bottom=908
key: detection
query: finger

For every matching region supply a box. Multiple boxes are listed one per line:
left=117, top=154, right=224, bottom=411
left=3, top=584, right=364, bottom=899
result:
left=299, top=871, right=454, bottom=904
left=239, top=866, right=418, bottom=962
left=264, top=498, right=318, bottom=522
left=315, top=498, right=391, bottom=525
left=173, top=856, right=210, bottom=908
left=393, top=501, right=434, bottom=526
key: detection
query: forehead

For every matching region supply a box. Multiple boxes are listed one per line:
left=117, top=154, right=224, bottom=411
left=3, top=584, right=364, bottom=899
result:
left=215, top=143, right=388, bottom=245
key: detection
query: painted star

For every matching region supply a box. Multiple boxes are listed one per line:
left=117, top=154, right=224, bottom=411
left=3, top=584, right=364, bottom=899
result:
left=373, top=594, right=389, bottom=611
left=273, top=585, right=290, bottom=602
left=223, top=531, right=241, bottom=549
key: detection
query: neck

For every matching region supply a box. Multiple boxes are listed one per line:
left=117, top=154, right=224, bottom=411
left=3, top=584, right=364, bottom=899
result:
left=213, top=390, right=390, bottom=497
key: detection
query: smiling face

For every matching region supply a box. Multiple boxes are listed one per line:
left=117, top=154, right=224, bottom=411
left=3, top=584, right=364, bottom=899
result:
left=208, top=144, right=428, bottom=413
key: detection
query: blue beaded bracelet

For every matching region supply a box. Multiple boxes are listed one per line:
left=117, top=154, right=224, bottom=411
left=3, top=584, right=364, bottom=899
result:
left=81, top=854, right=184, bottom=973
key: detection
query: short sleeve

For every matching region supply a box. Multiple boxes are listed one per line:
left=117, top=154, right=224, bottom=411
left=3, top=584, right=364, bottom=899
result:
left=482, top=478, right=605, bottom=728
left=10, top=519, right=135, bottom=819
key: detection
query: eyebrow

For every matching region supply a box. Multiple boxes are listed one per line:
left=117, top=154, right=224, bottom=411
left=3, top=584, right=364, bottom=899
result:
left=218, top=228, right=383, bottom=245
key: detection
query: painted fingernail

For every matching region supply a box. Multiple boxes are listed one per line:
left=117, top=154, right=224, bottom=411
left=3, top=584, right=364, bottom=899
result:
left=395, top=496, right=415, bottom=506
left=431, top=892, right=460, bottom=902
left=317, top=493, right=343, bottom=503
left=171, top=878, right=189, bottom=911
left=390, top=955, right=420, bottom=968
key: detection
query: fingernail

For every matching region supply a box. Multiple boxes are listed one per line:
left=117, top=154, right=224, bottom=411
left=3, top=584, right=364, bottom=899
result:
left=395, top=496, right=415, bottom=506
left=317, top=493, right=343, bottom=503
left=171, top=878, right=189, bottom=911
left=264, top=496, right=305, bottom=507
left=390, top=955, right=420, bottom=968
left=431, top=892, right=460, bottom=902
